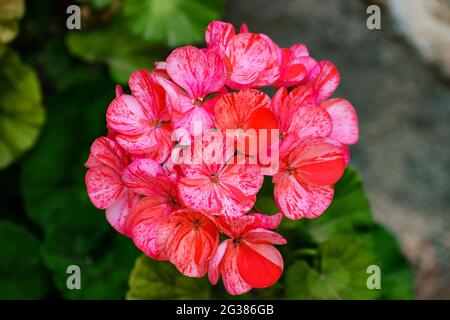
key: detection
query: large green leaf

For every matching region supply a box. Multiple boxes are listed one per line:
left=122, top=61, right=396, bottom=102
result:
left=66, top=20, right=162, bottom=84
left=123, top=0, right=223, bottom=47
left=285, top=235, right=379, bottom=299
left=21, top=73, right=138, bottom=299
left=0, top=49, right=45, bottom=169
left=0, top=0, right=25, bottom=46
left=127, top=255, right=211, bottom=299
left=306, top=166, right=375, bottom=241
left=0, top=220, right=50, bottom=299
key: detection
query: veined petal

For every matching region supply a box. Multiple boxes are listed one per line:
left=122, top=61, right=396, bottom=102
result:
left=115, top=128, right=160, bottom=154
left=220, top=243, right=252, bottom=295
left=85, top=137, right=127, bottom=173
left=156, top=210, right=219, bottom=277
left=128, top=70, right=166, bottom=118
left=85, top=166, right=124, bottom=209
left=206, top=20, right=235, bottom=52
left=243, top=229, right=287, bottom=245
left=225, top=33, right=279, bottom=89
left=289, top=105, right=332, bottom=140
left=310, top=61, right=340, bottom=103
left=246, top=212, right=283, bottom=230
left=106, top=95, right=148, bottom=135
left=274, top=174, right=311, bottom=220
left=208, top=240, right=229, bottom=285
left=126, top=197, right=173, bottom=260
left=215, top=89, right=271, bottom=131
left=321, top=98, right=359, bottom=145
left=166, top=46, right=225, bottom=100
left=105, top=190, right=139, bottom=236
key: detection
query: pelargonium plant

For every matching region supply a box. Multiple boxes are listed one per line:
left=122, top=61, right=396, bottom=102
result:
left=85, top=20, right=359, bottom=296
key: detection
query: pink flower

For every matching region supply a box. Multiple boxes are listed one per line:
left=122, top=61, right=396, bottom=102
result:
left=208, top=213, right=286, bottom=295
left=273, top=138, right=347, bottom=220
left=321, top=98, right=359, bottom=146
left=206, top=20, right=279, bottom=89
left=160, top=46, right=226, bottom=134
left=275, top=44, right=318, bottom=88
left=85, top=137, right=138, bottom=235
left=122, top=158, right=180, bottom=259
left=307, top=61, right=341, bottom=104
left=178, top=154, right=264, bottom=217
left=156, top=209, right=219, bottom=277
left=106, top=70, right=172, bottom=162
left=272, top=85, right=333, bottom=153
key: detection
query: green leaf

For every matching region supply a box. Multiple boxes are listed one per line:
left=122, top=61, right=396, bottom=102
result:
left=0, top=220, right=50, bottom=299
left=127, top=255, right=211, bottom=299
left=66, top=19, right=162, bottom=84
left=123, top=0, right=224, bottom=47
left=0, top=0, right=25, bottom=45
left=285, top=235, right=379, bottom=300
left=306, top=166, right=374, bottom=241
left=21, top=74, right=138, bottom=299
left=370, top=224, right=414, bottom=299
left=0, top=49, right=45, bottom=169
left=77, top=0, right=115, bottom=9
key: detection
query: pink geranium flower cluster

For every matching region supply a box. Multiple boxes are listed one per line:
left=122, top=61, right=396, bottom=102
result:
left=85, top=21, right=359, bottom=295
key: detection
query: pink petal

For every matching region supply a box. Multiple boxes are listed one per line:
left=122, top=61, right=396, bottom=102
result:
left=156, top=210, right=219, bottom=277
left=310, top=61, right=340, bottom=103
left=205, top=20, right=235, bottom=52
left=237, top=242, right=283, bottom=289
left=274, top=174, right=311, bottom=220
left=243, top=229, right=287, bottom=245
left=225, top=33, right=279, bottom=89
left=321, top=98, right=359, bottom=145
left=106, top=95, right=148, bottom=135
left=220, top=243, right=252, bottom=295
left=85, top=137, right=127, bottom=173
left=215, top=89, right=271, bottom=131
left=208, top=240, right=229, bottom=285
left=220, top=159, right=263, bottom=197
left=105, top=190, right=139, bottom=235
left=115, top=129, right=160, bottom=154
left=246, top=212, right=283, bottom=230
left=123, top=158, right=162, bottom=194
left=290, top=105, right=332, bottom=140
left=125, top=197, right=173, bottom=259
left=85, top=166, right=124, bottom=209
left=128, top=70, right=163, bottom=117
left=166, top=46, right=225, bottom=100
left=304, top=184, right=334, bottom=219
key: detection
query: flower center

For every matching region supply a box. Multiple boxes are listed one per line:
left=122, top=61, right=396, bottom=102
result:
left=232, top=237, right=242, bottom=246
left=210, top=173, right=219, bottom=183
left=193, top=219, right=201, bottom=230
left=192, top=97, right=204, bottom=106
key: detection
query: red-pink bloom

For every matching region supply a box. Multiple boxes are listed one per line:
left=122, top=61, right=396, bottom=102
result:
left=209, top=213, right=286, bottom=295
left=161, top=46, right=226, bottom=134
left=122, top=158, right=179, bottom=259
left=272, top=86, right=333, bottom=153
left=273, top=138, right=346, bottom=220
left=307, top=61, right=341, bottom=104
left=178, top=154, right=264, bottom=217
left=156, top=209, right=219, bottom=277
left=275, top=44, right=318, bottom=88
left=215, top=89, right=279, bottom=157
left=206, top=20, right=279, bottom=89
left=321, top=98, right=359, bottom=146
left=85, top=137, right=138, bottom=235
left=106, top=70, right=172, bottom=162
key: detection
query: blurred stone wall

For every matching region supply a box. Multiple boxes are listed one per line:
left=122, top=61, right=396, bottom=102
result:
left=225, top=0, right=450, bottom=299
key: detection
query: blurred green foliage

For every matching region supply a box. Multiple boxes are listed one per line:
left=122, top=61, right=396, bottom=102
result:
left=0, top=0, right=413, bottom=300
